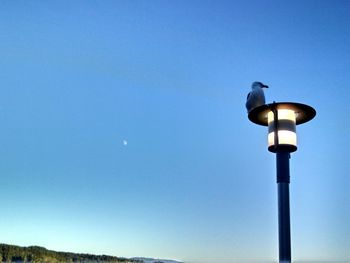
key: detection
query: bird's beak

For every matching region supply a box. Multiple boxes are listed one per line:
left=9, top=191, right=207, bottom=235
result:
left=262, top=84, right=269, bottom=88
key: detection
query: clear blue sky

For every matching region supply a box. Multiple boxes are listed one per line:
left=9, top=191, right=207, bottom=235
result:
left=0, top=1, right=349, bottom=262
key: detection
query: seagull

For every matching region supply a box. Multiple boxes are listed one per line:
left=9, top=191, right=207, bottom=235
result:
left=245, top=81, right=269, bottom=113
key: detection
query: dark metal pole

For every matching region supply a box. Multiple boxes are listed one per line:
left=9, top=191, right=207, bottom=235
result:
left=276, top=151, right=291, bottom=263
left=248, top=102, right=315, bottom=262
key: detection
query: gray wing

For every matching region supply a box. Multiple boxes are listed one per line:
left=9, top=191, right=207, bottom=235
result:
left=245, top=89, right=265, bottom=113
left=245, top=92, right=253, bottom=112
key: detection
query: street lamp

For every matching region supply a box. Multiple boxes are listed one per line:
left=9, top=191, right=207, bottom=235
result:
left=248, top=102, right=316, bottom=263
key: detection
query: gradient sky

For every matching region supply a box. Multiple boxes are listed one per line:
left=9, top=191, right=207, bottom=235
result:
left=0, top=1, right=349, bottom=263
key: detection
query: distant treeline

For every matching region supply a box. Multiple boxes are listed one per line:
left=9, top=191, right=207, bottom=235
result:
left=0, top=243, right=142, bottom=263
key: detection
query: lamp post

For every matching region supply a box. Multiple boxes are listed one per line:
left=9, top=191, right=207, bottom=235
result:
left=248, top=102, right=316, bottom=263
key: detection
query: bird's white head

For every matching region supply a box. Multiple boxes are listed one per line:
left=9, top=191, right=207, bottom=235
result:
left=252, top=81, right=269, bottom=90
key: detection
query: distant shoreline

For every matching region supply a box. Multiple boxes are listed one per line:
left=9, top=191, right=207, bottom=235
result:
left=0, top=243, right=141, bottom=263
left=0, top=243, right=184, bottom=263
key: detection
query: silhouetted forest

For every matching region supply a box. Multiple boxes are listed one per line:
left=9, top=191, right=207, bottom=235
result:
left=0, top=243, right=142, bottom=263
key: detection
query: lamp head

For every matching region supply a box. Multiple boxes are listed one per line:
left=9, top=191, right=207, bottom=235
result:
left=248, top=102, right=316, bottom=153
left=268, top=108, right=297, bottom=152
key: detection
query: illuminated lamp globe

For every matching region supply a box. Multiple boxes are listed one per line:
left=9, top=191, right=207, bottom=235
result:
left=248, top=102, right=316, bottom=153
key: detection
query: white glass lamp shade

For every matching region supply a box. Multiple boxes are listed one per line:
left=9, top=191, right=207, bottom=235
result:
left=268, top=109, right=297, bottom=152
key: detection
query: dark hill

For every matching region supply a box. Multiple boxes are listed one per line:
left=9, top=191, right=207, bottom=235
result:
left=0, top=243, right=142, bottom=263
